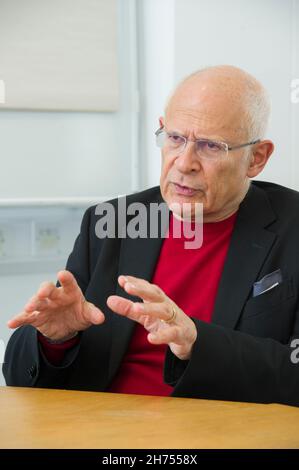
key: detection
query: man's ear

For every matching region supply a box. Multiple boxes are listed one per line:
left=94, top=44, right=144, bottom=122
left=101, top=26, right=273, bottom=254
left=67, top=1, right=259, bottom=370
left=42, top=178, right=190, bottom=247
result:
left=246, top=140, right=274, bottom=178
left=159, top=116, right=164, bottom=128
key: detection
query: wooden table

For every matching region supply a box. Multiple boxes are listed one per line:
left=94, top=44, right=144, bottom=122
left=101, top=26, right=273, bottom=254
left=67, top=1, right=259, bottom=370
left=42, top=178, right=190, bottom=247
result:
left=0, top=386, right=298, bottom=449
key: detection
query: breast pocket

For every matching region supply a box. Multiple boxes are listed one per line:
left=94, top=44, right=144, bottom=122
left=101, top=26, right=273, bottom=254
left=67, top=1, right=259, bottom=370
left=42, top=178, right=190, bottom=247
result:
left=242, top=278, right=296, bottom=319
left=238, top=278, right=297, bottom=342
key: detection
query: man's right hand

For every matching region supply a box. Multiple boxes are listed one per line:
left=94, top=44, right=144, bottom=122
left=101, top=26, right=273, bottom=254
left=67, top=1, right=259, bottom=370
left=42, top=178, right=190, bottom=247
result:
left=7, top=270, right=105, bottom=342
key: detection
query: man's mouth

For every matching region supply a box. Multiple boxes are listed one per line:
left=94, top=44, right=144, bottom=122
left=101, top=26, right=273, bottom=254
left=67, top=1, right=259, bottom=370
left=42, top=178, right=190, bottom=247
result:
left=173, top=183, right=200, bottom=196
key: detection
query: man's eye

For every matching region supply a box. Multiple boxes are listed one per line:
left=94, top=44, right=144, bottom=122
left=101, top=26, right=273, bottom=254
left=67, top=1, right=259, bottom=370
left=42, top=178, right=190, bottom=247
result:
left=168, top=134, right=185, bottom=145
left=201, top=141, right=222, bottom=152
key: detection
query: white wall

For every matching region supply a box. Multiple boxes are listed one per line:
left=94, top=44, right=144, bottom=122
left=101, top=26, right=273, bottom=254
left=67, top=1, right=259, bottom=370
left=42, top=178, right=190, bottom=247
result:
left=0, top=0, right=139, bottom=199
left=141, top=0, right=299, bottom=191
left=138, top=0, right=175, bottom=190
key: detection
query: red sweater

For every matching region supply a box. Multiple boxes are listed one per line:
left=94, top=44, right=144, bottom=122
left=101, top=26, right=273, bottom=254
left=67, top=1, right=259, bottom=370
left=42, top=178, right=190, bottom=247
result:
left=40, top=212, right=238, bottom=395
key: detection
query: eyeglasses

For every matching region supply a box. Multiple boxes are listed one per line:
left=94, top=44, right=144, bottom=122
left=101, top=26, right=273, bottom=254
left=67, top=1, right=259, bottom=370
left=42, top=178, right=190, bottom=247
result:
left=155, top=127, right=260, bottom=160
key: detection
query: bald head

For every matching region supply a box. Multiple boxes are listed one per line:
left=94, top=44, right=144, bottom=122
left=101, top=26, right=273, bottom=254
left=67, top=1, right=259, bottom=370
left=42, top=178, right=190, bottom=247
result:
left=165, top=65, right=271, bottom=141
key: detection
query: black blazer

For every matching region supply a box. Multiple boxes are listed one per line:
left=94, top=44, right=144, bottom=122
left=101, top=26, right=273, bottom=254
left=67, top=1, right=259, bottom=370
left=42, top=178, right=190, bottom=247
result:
left=3, top=181, right=299, bottom=406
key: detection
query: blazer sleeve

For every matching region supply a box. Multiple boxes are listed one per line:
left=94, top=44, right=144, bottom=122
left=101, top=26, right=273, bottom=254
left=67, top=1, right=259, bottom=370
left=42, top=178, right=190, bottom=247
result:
left=2, top=206, right=95, bottom=388
left=164, top=313, right=299, bottom=407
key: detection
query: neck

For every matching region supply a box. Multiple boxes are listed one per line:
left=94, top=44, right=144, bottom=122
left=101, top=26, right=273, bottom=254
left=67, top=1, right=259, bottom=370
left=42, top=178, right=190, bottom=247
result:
left=203, top=181, right=251, bottom=223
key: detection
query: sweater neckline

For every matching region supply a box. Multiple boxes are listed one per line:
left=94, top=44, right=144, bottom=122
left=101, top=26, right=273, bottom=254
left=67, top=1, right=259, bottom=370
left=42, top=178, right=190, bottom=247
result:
left=168, top=210, right=238, bottom=240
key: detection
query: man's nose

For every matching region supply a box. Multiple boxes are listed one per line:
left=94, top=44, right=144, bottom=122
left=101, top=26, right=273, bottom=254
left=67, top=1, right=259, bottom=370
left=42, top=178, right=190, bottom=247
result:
left=174, top=141, right=202, bottom=173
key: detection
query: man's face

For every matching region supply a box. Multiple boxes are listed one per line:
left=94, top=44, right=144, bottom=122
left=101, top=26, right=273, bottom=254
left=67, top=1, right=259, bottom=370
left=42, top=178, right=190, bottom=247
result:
left=159, top=80, right=254, bottom=222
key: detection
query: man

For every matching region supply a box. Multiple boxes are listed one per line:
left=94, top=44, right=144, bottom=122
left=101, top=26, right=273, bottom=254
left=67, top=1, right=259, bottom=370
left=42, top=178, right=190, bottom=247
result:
left=3, top=65, right=299, bottom=406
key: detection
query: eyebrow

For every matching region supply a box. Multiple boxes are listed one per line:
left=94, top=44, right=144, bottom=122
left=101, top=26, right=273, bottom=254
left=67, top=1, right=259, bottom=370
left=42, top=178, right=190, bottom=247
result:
left=165, top=128, right=228, bottom=143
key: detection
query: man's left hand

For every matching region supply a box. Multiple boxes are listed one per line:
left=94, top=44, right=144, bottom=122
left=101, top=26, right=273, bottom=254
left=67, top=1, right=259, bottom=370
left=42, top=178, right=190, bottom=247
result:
left=107, top=275, right=197, bottom=360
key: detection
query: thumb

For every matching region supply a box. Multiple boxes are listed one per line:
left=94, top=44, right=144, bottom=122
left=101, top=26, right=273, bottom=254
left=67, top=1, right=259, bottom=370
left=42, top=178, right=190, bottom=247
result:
left=85, top=301, right=105, bottom=325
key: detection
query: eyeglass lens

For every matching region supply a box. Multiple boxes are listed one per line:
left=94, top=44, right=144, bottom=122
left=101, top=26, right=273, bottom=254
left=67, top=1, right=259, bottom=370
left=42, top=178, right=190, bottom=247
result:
left=157, top=131, right=227, bottom=158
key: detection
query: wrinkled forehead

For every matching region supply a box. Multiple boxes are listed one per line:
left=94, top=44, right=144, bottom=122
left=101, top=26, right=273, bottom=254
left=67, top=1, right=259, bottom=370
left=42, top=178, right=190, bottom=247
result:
left=165, top=79, right=248, bottom=140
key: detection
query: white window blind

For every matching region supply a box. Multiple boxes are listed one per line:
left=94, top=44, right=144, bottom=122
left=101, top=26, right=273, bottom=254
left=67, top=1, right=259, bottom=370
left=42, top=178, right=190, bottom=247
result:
left=0, top=0, right=119, bottom=111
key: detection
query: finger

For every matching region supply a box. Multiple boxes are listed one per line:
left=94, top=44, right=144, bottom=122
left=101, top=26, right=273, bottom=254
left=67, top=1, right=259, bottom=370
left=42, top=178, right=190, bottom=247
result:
left=7, top=310, right=40, bottom=329
left=22, top=282, right=58, bottom=314
left=84, top=301, right=105, bottom=325
left=36, top=281, right=57, bottom=300
left=57, top=270, right=79, bottom=294
left=147, top=326, right=180, bottom=345
left=133, top=301, right=175, bottom=323
left=107, top=295, right=147, bottom=324
left=24, top=297, right=49, bottom=313
left=118, top=275, right=164, bottom=303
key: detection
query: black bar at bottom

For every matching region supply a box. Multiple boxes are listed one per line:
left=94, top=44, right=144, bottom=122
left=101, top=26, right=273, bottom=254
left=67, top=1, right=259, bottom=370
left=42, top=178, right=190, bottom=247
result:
left=0, top=449, right=298, bottom=465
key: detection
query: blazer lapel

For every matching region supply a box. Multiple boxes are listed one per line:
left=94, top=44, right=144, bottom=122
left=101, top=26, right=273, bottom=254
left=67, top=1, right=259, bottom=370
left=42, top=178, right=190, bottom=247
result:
left=108, top=192, right=169, bottom=383
left=212, top=184, right=277, bottom=329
